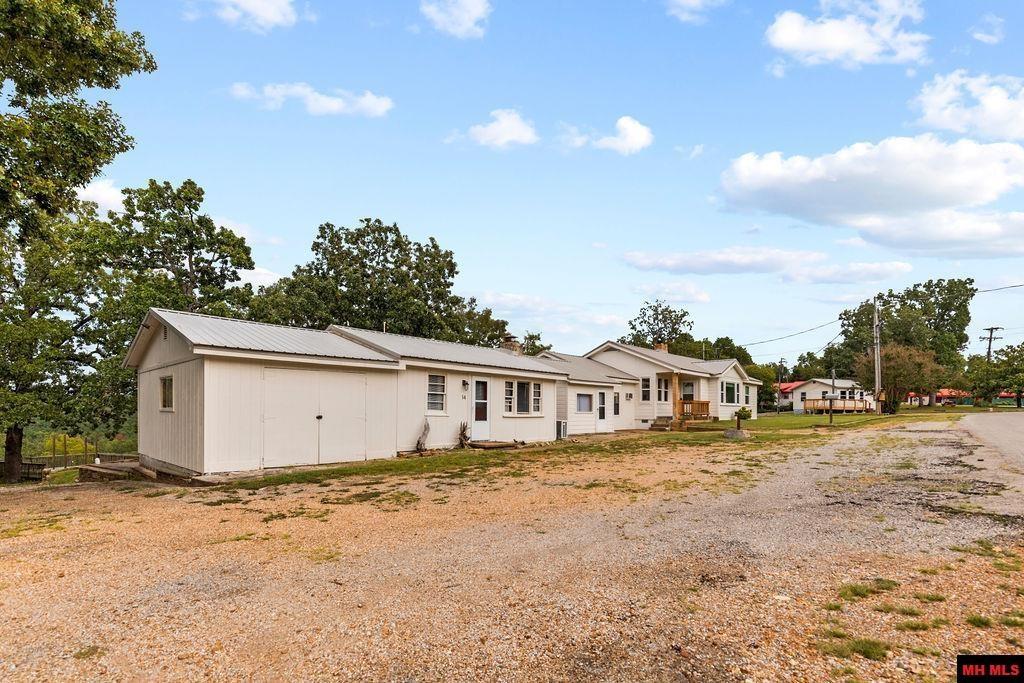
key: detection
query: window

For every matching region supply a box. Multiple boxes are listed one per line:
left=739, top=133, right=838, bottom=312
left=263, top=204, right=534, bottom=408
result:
left=720, top=381, right=738, bottom=405
left=800, top=391, right=806, bottom=402
left=576, top=393, right=593, bottom=412
left=598, top=392, right=607, bottom=420
left=657, top=378, right=669, bottom=402
left=782, top=392, right=790, bottom=399
left=641, top=377, right=651, bottom=401
left=427, top=374, right=446, bottom=411
left=159, top=376, right=174, bottom=411
left=613, top=392, right=620, bottom=416
left=516, top=381, right=531, bottom=414
left=821, top=390, right=828, bottom=399
left=859, top=391, right=864, bottom=399
left=744, top=385, right=751, bottom=405
left=504, top=381, right=514, bottom=413
left=682, top=382, right=695, bottom=401
left=532, top=382, right=542, bottom=413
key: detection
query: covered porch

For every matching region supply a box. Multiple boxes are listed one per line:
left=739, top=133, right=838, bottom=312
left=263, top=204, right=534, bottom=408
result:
left=651, top=372, right=711, bottom=430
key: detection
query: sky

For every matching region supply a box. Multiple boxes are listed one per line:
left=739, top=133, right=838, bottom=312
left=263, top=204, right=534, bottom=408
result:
left=83, top=0, right=1024, bottom=362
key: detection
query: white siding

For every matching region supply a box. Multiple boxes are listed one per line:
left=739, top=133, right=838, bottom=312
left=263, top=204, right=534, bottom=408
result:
left=397, top=366, right=557, bottom=450
left=587, top=349, right=664, bottom=425
left=711, top=365, right=760, bottom=421
left=567, top=385, right=600, bottom=435
left=138, top=358, right=204, bottom=473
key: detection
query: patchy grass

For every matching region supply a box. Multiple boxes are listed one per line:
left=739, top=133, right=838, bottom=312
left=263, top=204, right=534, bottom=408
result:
left=824, top=602, right=844, bottom=612
left=208, top=532, right=257, bottom=544
left=966, top=615, right=994, bottom=628
left=873, top=603, right=922, bottom=616
left=73, top=645, right=105, bottom=660
left=837, top=578, right=899, bottom=601
left=44, top=469, right=78, bottom=486
left=913, top=592, right=947, bottom=603
left=816, top=637, right=891, bottom=662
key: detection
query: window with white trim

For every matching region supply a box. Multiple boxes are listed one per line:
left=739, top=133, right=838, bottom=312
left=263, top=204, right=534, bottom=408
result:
left=160, top=376, right=174, bottom=411
left=576, top=393, right=593, bottom=412
left=744, top=385, right=751, bottom=405
left=682, top=382, right=695, bottom=401
left=532, top=382, right=542, bottom=413
left=613, top=392, right=620, bottom=416
left=641, top=377, right=651, bottom=401
left=427, top=374, right=446, bottom=411
left=657, top=378, right=669, bottom=402
left=504, top=381, right=514, bottom=413
left=800, top=391, right=806, bottom=402
left=720, top=381, right=739, bottom=405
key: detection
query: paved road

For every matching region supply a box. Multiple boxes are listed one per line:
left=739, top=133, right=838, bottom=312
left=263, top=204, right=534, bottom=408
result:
left=961, top=411, right=1024, bottom=465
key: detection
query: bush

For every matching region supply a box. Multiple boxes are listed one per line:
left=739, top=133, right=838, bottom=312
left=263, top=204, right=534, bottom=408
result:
left=734, top=407, right=752, bottom=421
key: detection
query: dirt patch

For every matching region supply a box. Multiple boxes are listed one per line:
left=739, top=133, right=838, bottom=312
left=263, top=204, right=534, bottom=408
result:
left=1, top=419, right=1022, bottom=680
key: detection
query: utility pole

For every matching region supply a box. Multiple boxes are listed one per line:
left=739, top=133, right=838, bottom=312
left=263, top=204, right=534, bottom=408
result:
left=873, top=297, right=883, bottom=415
left=979, top=326, right=1004, bottom=362
left=776, top=357, right=786, bottom=415
left=829, top=368, right=836, bottom=425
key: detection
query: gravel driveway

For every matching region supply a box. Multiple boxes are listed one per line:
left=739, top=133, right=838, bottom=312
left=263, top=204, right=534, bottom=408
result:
left=1, top=418, right=1022, bottom=681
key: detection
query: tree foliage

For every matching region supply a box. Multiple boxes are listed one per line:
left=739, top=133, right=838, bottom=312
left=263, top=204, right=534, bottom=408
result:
left=744, top=363, right=778, bottom=410
left=521, top=331, right=552, bottom=356
left=854, top=344, right=943, bottom=414
left=1, top=0, right=155, bottom=481
left=250, top=218, right=510, bottom=345
left=619, top=300, right=692, bottom=347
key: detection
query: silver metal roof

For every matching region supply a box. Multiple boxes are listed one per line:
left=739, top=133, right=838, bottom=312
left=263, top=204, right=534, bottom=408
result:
left=150, top=309, right=397, bottom=363
left=591, top=342, right=761, bottom=384
left=331, top=326, right=567, bottom=375
left=536, top=351, right=638, bottom=385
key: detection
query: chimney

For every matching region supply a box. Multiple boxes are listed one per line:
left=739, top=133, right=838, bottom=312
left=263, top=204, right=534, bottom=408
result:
left=500, top=333, right=522, bottom=355
left=653, top=342, right=669, bottom=353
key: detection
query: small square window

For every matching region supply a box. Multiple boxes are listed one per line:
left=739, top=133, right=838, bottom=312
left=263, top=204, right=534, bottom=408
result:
left=532, top=382, right=542, bottom=413
left=641, top=377, right=651, bottom=401
left=504, top=381, right=514, bottom=413
left=576, top=394, right=593, bottom=412
left=160, top=376, right=174, bottom=411
left=516, top=381, right=531, bottom=414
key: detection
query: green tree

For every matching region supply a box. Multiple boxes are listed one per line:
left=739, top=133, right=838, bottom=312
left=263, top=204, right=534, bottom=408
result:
left=855, top=344, right=942, bottom=414
left=619, top=300, right=693, bottom=347
left=965, top=355, right=1002, bottom=404
left=250, top=218, right=510, bottom=345
left=832, top=279, right=976, bottom=378
left=791, top=352, right=827, bottom=380
left=521, top=331, right=552, bottom=356
left=1, top=0, right=155, bottom=482
left=994, top=343, right=1024, bottom=408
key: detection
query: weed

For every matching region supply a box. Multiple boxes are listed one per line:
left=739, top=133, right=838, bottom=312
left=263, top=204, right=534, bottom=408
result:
left=999, top=616, right=1024, bottom=628
left=910, top=646, right=942, bottom=657
left=838, top=578, right=898, bottom=601
left=820, top=626, right=849, bottom=639
left=874, top=603, right=922, bottom=616
left=913, top=592, right=946, bottom=603
left=824, top=602, right=843, bottom=612
left=73, top=645, right=105, bottom=660
left=966, top=615, right=993, bottom=628
left=817, top=638, right=890, bottom=661
left=208, top=532, right=255, bottom=544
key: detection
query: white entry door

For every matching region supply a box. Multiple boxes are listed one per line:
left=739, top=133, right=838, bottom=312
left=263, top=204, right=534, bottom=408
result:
left=597, top=391, right=607, bottom=432
left=263, top=368, right=319, bottom=468
left=472, top=378, right=490, bottom=441
left=318, top=371, right=367, bottom=464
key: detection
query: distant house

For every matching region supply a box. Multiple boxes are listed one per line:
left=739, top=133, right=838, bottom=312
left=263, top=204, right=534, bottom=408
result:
left=582, top=341, right=761, bottom=425
left=781, top=378, right=875, bottom=414
left=777, top=381, right=804, bottom=407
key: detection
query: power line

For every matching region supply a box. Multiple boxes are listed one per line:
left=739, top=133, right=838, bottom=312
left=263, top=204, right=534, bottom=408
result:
left=814, top=331, right=843, bottom=355
left=978, top=282, right=1024, bottom=293
left=740, top=319, right=839, bottom=347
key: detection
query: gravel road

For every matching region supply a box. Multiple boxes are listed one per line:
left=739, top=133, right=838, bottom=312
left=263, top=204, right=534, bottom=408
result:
left=2, top=418, right=1022, bottom=682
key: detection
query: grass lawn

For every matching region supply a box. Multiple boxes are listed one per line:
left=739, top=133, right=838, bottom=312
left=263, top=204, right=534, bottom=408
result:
left=697, top=411, right=967, bottom=432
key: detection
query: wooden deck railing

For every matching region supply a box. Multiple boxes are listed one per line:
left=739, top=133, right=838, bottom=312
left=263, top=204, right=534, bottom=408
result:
left=803, top=398, right=869, bottom=413
left=675, top=399, right=711, bottom=420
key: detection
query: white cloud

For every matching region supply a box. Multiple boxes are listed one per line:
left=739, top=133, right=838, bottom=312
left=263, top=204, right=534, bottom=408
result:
left=623, top=246, right=826, bottom=274
left=237, top=266, right=283, bottom=288
left=215, top=216, right=284, bottom=246
left=970, top=13, right=1004, bottom=45
left=675, top=143, right=705, bottom=159
left=420, top=0, right=491, bottom=39
left=477, top=291, right=626, bottom=332
left=665, top=0, right=727, bottom=24
left=765, top=0, right=929, bottom=71
left=633, top=281, right=712, bottom=303
left=77, top=179, right=124, bottom=215
left=564, top=117, right=653, bottom=155
left=230, top=81, right=393, bottom=117
left=466, top=109, right=539, bottom=149
left=781, top=260, right=912, bottom=284
left=915, top=70, right=1024, bottom=141
left=836, top=236, right=869, bottom=247
left=594, top=116, right=654, bottom=155
left=721, top=134, right=1024, bottom=256
left=205, top=0, right=313, bottom=33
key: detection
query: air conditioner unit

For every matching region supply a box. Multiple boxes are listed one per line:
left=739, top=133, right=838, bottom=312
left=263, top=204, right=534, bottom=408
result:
left=556, top=420, right=568, bottom=439
left=625, top=392, right=633, bottom=400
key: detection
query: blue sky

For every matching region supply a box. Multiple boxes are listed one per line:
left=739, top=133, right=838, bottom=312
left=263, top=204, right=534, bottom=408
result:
left=85, top=0, right=1024, bottom=361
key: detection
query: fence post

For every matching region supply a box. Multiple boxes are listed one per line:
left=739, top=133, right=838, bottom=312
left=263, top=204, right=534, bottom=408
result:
left=63, top=434, right=68, bottom=468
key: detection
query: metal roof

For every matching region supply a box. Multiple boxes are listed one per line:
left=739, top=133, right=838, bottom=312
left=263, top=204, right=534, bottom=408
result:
left=605, top=342, right=716, bottom=375
left=147, top=309, right=397, bottom=363
left=536, top=351, right=638, bottom=385
left=330, top=326, right=568, bottom=375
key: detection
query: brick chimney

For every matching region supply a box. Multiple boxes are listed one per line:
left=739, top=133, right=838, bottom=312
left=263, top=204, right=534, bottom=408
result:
left=500, top=333, right=522, bottom=355
left=653, top=342, right=669, bottom=353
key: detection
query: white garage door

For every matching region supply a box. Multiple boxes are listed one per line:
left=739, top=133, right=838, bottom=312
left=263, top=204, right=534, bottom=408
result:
left=263, top=368, right=367, bottom=468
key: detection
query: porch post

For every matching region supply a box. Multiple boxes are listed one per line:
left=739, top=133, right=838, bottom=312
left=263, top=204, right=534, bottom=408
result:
left=671, top=373, right=681, bottom=422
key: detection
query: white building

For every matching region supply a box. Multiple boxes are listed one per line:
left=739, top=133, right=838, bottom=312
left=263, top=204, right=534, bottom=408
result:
left=125, top=309, right=566, bottom=475
left=784, top=378, right=875, bottom=414
left=534, top=351, right=639, bottom=435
